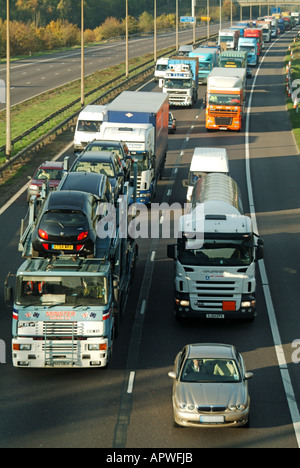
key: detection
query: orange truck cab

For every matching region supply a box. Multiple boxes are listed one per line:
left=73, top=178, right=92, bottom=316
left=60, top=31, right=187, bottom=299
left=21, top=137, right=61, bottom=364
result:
left=206, top=67, right=246, bottom=131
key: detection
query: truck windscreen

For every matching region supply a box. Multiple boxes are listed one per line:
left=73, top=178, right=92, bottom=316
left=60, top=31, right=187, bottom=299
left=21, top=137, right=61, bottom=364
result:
left=208, top=93, right=241, bottom=105
left=16, top=275, right=108, bottom=307
left=178, top=239, right=253, bottom=266
left=165, top=79, right=193, bottom=89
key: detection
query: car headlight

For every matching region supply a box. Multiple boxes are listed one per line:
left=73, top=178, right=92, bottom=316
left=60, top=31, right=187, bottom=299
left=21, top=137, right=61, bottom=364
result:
left=29, top=185, right=39, bottom=191
left=236, top=404, right=246, bottom=411
left=228, top=405, right=237, bottom=411
left=178, top=402, right=195, bottom=411
left=227, top=404, right=246, bottom=412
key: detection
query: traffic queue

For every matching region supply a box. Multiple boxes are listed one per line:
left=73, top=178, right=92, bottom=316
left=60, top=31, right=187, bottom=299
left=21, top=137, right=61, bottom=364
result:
left=4, top=8, right=298, bottom=430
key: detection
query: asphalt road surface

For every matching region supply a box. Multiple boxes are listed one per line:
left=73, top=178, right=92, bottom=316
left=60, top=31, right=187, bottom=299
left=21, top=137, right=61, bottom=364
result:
left=0, top=28, right=300, bottom=450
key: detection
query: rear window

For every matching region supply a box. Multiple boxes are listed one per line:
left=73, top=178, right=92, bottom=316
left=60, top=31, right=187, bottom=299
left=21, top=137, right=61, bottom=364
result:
left=40, top=210, right=87, bottom=230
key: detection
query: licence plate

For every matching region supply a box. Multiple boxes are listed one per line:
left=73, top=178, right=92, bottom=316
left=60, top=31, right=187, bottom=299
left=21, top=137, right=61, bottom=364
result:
left=52, top=244, right=74, bottom=250
left=200, top=415, right=224, bottom=423
left=206, top=314, right=225, bottom=319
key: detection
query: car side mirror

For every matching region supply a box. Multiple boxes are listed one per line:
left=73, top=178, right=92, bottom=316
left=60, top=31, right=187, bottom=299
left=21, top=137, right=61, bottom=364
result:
left=168, top=371, right=177, bottom=379
left=244, top=372, right=253, bottom=380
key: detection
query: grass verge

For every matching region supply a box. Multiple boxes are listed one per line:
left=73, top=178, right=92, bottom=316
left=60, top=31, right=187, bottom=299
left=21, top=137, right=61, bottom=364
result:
left=286, top=35, right=300, bottom=150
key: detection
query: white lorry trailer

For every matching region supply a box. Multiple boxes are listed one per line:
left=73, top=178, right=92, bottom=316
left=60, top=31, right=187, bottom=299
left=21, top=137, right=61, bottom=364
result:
left=167, top=173, right=264, bottom=321
left=104, top=91, right=169, bottom=205
left=185, top=147, right=229, bottom=202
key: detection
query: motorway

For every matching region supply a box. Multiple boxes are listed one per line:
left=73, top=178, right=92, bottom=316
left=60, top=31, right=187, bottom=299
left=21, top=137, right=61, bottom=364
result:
left=0, top=28, right=300, bottom=449
left=0, top=22, right=228, bottom=109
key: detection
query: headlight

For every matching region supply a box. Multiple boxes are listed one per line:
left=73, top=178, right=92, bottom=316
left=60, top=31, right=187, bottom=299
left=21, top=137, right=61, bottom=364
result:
left=236, top=404, right=246, bottom=411
left=228, top=405, right=237, bottom=411
left=29, top=185, right=39, bottom=191
left=178, top=402, right=195, bottom=411
left=20, top=344, right=32, bottom=351
left=241, top=300, right=256, bottom=308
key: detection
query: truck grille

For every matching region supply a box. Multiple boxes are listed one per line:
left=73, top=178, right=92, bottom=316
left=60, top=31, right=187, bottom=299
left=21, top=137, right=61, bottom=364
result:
left=43, top=322, right=83, bottom=337
left=215, top=117, right=233, bottom=126
left=191, top=280, right=238, bottom=311
left=42, top=322, right=81, bottom=366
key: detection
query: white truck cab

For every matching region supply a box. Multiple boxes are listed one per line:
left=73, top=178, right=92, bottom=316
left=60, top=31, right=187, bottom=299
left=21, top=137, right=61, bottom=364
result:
left=74, top=105, right=107, bottom=152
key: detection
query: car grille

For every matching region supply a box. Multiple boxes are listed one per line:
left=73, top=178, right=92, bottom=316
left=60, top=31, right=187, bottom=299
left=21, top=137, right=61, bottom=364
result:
left=197, top=405, right=227, bottom=413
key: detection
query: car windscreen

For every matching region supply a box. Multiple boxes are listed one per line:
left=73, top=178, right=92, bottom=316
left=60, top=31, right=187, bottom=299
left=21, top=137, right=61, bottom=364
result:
left=34, top=168, right=63, bottom=180
left=181, top=358, right=241, bottom=383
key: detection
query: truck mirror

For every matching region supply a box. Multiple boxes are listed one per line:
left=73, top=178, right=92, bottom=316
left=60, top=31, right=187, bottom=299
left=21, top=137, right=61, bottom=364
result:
left=63, top=156, right=69, bottom=171
left=4, top=286, right=13, bottom=307
left=159, top=78, right=164, bottom=88
left=256, top=238, right=264, bottom=261
left=167, top=244, right=176, bottom=259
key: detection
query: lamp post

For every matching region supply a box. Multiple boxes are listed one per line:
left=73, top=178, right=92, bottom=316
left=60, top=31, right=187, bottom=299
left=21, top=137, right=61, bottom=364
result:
left=6, top=0, right=11, bottom=161
left=176, top=0, right=179, bottom=51
left=126, top=0, right=129, bottom=77
left=154, top=0, right=157, bottom=63
left=81, top=0, right=84, bottom=107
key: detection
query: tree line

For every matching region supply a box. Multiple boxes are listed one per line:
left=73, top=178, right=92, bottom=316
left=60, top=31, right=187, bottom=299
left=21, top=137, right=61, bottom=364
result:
left=0, top=0, right=238, bottom=58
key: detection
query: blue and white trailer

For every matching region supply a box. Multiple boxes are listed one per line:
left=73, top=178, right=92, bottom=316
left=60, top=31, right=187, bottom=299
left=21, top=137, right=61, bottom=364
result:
left=104, top=91, right=169, bottom=205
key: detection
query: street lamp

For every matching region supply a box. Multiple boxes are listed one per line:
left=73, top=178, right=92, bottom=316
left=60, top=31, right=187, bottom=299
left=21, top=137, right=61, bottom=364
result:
left=81, top=0, right=84, bottom=107
left=6, top=0, right=11, bottom=161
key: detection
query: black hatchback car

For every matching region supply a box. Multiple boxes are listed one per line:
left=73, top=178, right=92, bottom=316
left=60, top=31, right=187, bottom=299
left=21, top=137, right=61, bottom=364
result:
left=70, top=151, right=125, bottom=204
left=31, top=190, right=100, bottom=257
left=84, top=140, right=132, bottom=182
left=58, top=172, right=113, bottom=204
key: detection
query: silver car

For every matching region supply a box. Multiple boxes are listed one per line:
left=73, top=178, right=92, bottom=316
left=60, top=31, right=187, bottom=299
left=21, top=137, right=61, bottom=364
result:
left=168, top=343, right=253, bottom=428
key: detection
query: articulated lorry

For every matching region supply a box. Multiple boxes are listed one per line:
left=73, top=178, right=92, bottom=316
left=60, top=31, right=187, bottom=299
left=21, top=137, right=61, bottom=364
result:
left=104, top=91, right=169, bottom=205
left=206, top=67, right=246, bottom=131
left=238, top=37, right=258, bottom=66
left=218, top=29, right=240, bottom=50
left=219, top=50, right=252, bottom=77
left=189, top=47, right=217, bottom=84
left=161, top=57, right=199, bottom=107
left=6, top=166, right=138, bottom=368
left=256, top=20, right=272, bottom=42
left=167, top=173, right=264, bottom=321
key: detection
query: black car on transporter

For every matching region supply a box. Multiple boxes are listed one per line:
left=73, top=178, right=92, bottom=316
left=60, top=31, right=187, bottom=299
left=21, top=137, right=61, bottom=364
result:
left=31, top=190, right=101, bottom=257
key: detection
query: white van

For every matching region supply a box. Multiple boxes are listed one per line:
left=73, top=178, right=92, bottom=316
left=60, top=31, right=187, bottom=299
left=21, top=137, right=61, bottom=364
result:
left=186, top=147, right=229, bottom=202
left=154, top=58, right=169, bottom=81
left=73, top=105, right=107, bottom=152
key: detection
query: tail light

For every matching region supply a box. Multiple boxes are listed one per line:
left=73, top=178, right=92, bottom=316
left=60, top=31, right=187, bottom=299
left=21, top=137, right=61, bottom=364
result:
left=38, top=229, right=48, bottom=240
left=77, top=231, right=88, bottom=241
